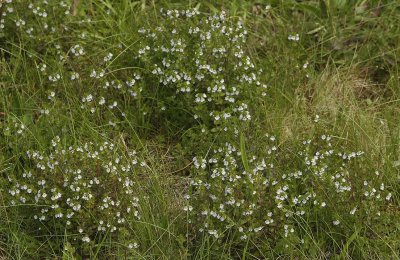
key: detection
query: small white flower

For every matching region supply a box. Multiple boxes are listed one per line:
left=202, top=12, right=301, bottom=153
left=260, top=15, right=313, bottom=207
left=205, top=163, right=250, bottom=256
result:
left=128, top=242, right=138, bottom=249
left=104, top=52, right=113, bottom=62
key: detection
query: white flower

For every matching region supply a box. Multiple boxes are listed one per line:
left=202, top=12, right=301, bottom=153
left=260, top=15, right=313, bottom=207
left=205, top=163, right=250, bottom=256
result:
left=104, top=52, right=113, bottom=62
left=288, top=34, right=300, bottom=41
left=128, top=242, right=138, bottom=249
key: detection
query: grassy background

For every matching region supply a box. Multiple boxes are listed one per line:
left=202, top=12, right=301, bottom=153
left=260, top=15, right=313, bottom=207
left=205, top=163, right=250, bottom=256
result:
left=0, top=0, right=399, bottom=259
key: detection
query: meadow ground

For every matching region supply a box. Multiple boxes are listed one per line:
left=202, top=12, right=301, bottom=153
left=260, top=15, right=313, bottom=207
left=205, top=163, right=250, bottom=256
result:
left=0, top=0, right=399, bottom=259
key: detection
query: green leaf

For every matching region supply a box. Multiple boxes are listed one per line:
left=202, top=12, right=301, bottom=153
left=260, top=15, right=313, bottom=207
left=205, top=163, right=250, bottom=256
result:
left=62, top=242, right=77, bottom=260
left=22, top=113, right=32, bottom=126
left=340, top=227, right=359, bottom=259
left=240, top=132, right=250, bottom=172
left=297, top=3, right=324, bottom=17
left=319, top=0, right=328, bottom=18
left=330, top=0, right=347, bottom=9
left=355, top=1, right=368, bottom=14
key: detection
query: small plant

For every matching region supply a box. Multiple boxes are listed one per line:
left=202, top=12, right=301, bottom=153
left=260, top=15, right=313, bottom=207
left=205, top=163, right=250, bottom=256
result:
left=186, top=132, right=393, bottom=251
left=130, top=9, right=266, bottom=137
left=6, top=136, right=143, bottom=250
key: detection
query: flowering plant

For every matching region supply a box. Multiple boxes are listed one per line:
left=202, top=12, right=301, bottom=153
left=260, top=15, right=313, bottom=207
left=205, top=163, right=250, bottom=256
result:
left=7, top=136, right=142, bottom=247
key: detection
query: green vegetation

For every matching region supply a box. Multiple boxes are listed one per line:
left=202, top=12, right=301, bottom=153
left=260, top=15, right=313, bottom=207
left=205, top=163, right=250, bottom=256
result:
left=0, top=0, right=399, bottom=259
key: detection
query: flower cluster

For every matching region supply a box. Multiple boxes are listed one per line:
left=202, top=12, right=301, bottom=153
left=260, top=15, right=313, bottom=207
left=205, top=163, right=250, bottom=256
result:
left=132, top=9, right=265, bottom=134
left=6, top=136, right=143, bottom=246
left=187, top=132, right=393, bottom=248
left=3, top=119, right=27, bottom=136
left=1, top=1, right=70, bottom=36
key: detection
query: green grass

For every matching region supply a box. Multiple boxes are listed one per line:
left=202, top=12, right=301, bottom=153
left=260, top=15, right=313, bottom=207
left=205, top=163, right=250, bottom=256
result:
left=0, top=0, right=399, bottom=259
